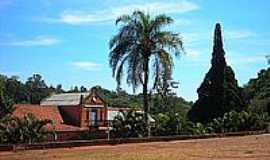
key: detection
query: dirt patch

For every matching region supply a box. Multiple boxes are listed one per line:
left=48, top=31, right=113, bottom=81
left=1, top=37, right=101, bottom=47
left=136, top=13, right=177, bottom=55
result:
left=1, top=134, right=270, bottom=160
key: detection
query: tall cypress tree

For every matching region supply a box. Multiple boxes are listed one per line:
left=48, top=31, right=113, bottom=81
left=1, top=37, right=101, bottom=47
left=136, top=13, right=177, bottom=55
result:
left=188, top=23, right=245, bottom=123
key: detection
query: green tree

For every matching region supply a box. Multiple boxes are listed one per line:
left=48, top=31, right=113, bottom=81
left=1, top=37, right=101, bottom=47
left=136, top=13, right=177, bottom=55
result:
left=55, top=84, right=64, bottom=93
left=243, top=68, right=270, bottom=114
left=25, top=74, right=49, bottom=104
left=80, top=86, right=87, bottom=92
left=0, top=78, right=14, bottom=118
left=5, top=76, right=29, bottom=103
left=0, top=79, right=14, bottom=143
left=188, top=23, right=245, bottom=123
left=109, top=11, right=184, bottom=136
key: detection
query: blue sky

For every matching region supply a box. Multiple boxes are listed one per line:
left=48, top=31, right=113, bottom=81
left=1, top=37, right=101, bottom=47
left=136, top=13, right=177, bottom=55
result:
left=0, top=0, right=269, bottom=101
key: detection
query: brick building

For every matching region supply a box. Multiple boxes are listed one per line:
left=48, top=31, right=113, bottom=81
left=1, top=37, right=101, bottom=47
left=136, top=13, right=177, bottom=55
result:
left=12, top=89, right=154, bottom=141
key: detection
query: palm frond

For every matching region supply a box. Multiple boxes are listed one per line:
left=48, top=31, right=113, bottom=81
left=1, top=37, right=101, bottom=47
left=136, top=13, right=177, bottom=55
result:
left=150, top=14, right=173, bottom=32
left=109, top=10, right=184, bottom=96
left=115, top=14, right=131, bottom=25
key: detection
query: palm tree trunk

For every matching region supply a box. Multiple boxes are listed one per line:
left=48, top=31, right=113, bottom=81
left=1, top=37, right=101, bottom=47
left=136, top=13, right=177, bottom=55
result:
left=143, top=56, right=150, bottom=137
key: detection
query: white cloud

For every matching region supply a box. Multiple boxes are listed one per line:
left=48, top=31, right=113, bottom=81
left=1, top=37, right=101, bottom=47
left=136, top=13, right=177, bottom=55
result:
left=225, top=30, right=255, bottom=39
left=227, top=54, right=267, bottom=66
left=173, top=18, right=192, bottom=26
left=182, top=32, right=208, bottom=44
left=3, top=36, right=60, bottom=46
left=47, top=1, right=199, bottom=25
left=71, top=61, right=102, bottom=71
left=182, top=29, right=255, bottom=45
left=185, top=49, right=202, bottom=60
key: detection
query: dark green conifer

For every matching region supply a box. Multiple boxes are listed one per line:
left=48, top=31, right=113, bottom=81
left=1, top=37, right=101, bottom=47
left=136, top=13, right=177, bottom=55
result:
left=188, top=23, right=245, bottom=123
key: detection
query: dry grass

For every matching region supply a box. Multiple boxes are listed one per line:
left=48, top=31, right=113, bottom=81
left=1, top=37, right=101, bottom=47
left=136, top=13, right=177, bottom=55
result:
left=1, top=134, right=270, bottom=160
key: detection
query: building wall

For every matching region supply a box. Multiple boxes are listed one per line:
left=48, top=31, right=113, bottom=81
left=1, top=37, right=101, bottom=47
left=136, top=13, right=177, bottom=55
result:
left=58, top=106, right=81, bottom=126
left=80, top=107, right=88, bottom=128
left=81, top=92, right=108, bottom=127
left=47, top=131, right=88, bottom=141
left=81, top=107, right=107, bottom=127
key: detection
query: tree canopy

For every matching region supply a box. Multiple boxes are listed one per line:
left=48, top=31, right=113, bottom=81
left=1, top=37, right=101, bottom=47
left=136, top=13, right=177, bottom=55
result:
left=188, top=23, right=245, bottom=123
left=243, top=67, right=270, bottom=114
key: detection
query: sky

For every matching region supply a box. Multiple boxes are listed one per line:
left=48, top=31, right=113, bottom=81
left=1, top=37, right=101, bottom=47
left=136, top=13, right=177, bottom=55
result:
left=0, top=0, right=269, bottom=101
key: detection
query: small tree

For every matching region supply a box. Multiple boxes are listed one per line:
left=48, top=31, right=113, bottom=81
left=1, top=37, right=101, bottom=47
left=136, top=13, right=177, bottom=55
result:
left=111, top=110, right=146, bottom=138
left=1, top=113, right=53, bottom=144
left=0, top=81, right=14, bottom=143
left=0, top=82, right=14, bottom=119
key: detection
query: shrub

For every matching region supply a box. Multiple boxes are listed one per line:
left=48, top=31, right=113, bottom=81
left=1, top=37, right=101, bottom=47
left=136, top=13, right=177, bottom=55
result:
left=207, top=111, right=270, bottom=133
left=0, top=113, right=53, bottom=144
left=111, top=110, right=146, bottom=138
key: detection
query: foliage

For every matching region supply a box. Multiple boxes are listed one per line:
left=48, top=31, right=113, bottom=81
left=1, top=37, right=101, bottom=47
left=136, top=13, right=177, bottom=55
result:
left=109, top=10, right=184, bottom=92
left=152, top=111, right=217, bottom=136
left=151, top=82, right=194, bottom=136
left=0, top=73, right=82, bottom=104
left=207, top=111, right=270, bottom=133
left=151, top=93, right=191, bottom=114
left=111, top=110, right=146, bottom=138
left=92, top=85, right=142, bottom=108
left=1, top=75, right=28, bottom=104
left=0, top=72, right=192, bottom=113
left=25, top=74, right=51, bottom=104
left=109, top=10, right=184, bottom=136
left=92, top=85, right=192, bottom=110
left=243, top=68, right=270, bottom=114
left=188, top=23, right=245, bottom=123
left=0, top=113, right=53, bottom=144
left=0, top=78, right=53, bottom=144
left=152, top=112, right=195, bottom=136
left=0, top=80, right=14, bottom=119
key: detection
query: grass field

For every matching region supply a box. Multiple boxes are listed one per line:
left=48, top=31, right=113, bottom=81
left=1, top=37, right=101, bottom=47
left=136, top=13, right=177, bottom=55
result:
left=1, top=134, right=270, bottom=160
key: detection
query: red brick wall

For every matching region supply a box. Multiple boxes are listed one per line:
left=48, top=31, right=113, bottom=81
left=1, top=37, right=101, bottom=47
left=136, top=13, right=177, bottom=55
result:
left=47, top=131, right=88, bottom=141
left=80, top=107, right=89, bottom=128
left=59, top=106, right=80, bottom=126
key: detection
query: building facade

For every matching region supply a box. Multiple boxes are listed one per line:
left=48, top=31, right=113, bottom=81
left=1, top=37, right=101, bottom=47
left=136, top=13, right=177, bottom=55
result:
left=41, top=90, right=109, bottom=130
left=13, top=89, right=143, bottom=141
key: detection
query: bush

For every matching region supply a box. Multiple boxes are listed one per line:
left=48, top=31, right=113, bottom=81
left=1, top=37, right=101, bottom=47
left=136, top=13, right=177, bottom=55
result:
left=111, top=110, right=146, bottom=138
left=207, top=111, right=270, bottom=133
left=152, top=112, right=209, bottom=136
left=0, top=113, right=53, bottom=144
left=112, top=109, right=270, bottom=138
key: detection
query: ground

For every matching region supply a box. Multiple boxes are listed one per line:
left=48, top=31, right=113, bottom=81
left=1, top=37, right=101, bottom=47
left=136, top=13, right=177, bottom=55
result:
left=1, top=134, right=270, bottom=160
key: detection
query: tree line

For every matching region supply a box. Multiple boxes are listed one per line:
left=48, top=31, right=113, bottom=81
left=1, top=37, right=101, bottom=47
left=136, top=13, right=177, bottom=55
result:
left=0, top=74, right=90, bottom=104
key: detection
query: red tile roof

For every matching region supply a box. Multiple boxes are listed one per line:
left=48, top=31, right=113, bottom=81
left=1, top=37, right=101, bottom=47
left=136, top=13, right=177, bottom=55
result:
left=13, top=104, right=87, bottom=132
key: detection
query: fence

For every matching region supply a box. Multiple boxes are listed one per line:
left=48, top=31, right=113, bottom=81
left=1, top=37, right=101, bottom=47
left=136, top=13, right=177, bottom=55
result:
left=0, top=130, right=267, bottom=152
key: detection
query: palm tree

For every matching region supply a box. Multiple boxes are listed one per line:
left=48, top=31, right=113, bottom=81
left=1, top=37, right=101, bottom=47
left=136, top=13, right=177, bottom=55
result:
left=109, top=11, right=184, bottom=136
